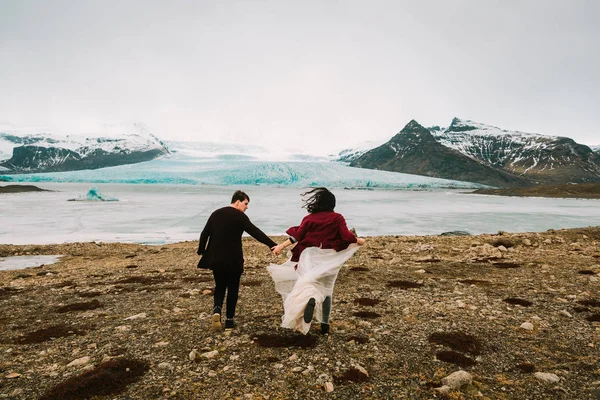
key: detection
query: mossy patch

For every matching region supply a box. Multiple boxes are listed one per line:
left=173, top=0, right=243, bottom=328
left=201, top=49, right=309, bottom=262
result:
left=428, top=331, right=482, bottom=355
left=334, top=367, right=369, bottom=384
left=435, top=350, right=476, bottom=367
left=503, top=298, right=533, bottom=307
left=15, top=324, right=85, bottom=344
left=38, top=358, right=149, bottom=400
left=492, top=262, right=521, bottom=269
left=354, top=298, right=381, bottom=306
left=253, top=334, right=318, bottom=349
left=387, top=280, right=423, bottom=289
left=353, top=311, right=381, bottom=319
left=55, top=300, right=103, bottom=313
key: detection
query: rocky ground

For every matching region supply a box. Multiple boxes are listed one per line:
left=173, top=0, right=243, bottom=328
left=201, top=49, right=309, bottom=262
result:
left=1, top=227, right=600, bottom=399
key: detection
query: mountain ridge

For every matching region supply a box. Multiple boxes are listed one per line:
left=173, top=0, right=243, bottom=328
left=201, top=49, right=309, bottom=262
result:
left=348, top=118, right=600, bottom=187
left=0, top=123, right=170, bottom=174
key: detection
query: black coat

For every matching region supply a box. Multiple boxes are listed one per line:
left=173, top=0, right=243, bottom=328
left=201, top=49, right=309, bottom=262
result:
left=197, top=206, right=276, bottom=272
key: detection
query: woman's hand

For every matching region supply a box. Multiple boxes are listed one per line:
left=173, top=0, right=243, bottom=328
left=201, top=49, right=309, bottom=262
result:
left=356, top=237, right=366, bottom=245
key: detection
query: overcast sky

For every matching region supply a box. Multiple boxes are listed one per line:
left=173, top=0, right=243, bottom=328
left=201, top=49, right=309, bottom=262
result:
left=1, top=0, right=598, bottom=154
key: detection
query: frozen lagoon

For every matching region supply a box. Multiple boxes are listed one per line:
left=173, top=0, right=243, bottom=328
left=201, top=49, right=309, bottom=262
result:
left=1, top=183, right=599, bottom=245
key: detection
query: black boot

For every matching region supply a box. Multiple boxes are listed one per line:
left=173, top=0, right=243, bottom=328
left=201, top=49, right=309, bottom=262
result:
left=225, top=318, right=236, bottom=330
left=321, top=323, right=330, bottom=335
left=304, top=298, right=316, bottom=323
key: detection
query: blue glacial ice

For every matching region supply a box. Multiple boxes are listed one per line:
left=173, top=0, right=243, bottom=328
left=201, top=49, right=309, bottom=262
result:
left=67, top=187, right=119, bottom=201
left=0, top=141, right=487, bottom=189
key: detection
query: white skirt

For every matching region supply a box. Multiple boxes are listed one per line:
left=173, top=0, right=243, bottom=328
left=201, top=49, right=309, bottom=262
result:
left=267, top=244, right=360, bottom=334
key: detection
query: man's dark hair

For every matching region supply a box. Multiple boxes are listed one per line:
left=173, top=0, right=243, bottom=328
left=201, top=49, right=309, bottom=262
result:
left=301, top=187, right=336, bottom=213
left=231, top=190, right=249, bottom=204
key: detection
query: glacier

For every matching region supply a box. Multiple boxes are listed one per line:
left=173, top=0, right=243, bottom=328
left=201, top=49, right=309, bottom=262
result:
left=0, top=140, right=486, bottom=189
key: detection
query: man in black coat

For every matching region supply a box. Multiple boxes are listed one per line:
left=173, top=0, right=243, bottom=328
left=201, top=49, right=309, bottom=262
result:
left=198, top=190, right=276, bottom=330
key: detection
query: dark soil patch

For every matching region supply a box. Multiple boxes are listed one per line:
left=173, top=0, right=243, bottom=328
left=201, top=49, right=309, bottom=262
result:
left=77, top=292, right=102, bottom=298
left=415, top=258, right=441, bottom=263
left=459, top=279, right=493, bottom=286
left=577, top=299, right=600, bottom=308
left=125, top=254, right=136, bottom=258
left=578, top=270, right=596, bottom=275
left=349, top=267, right=370, bottom=272
left=52, top=280, right=77, bottom=288
left=428, top=331, right=483, bottom=355
left=36, top=271, right=56, bottom=276
left=13, top=274, right=32, bottom=279
left=353, top=311, right=381, bottom=319
left=253, top=334, right=318, bottom=349
left=387, top=280, right=423, bottom=289
left=436, top=351, right=476, bottom=367
left=492, top=262, right=521, bottom=269
left=503, top=298, right=533, bottom=307
left=55, top=300, right=103, bottom=313
left=241, top=280, right=263, bottom=287
left=334, top=367, right=369, bottom=384
left=0, top=286, right=22, bottom=298
left=125, top=265, right=138, bottom=269
left=491, top=238, right=515, bottom=248
left=347, top=335, right=369, bottom=344
left=114, top=276, right=169, bottom=285
left=586, top=314, right=600, bottom=322
left=515, top=362, right=537, bottom=373
left=15, top=325, right=85, bottom=344
left=573, top=306, right=590, bottom=313
left=354, top=298, right=381, bottom=306
left=38, top=358, right=150, bottom=400
left=181, top=276, right=213, bottom=283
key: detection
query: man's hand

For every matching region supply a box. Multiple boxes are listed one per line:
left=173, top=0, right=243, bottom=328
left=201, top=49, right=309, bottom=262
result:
left=271, top=244, right=283, bottom=256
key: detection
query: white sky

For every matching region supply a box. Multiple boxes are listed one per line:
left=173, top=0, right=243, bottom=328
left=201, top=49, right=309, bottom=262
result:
left=1, top=0, right=598, bottom=155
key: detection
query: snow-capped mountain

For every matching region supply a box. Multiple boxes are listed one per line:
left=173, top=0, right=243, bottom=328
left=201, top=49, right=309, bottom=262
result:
left=591, top=145, right=600, bottom=153
left=0, top=123, right=170, bottom=174
left=431, top=118, right=600, bottom=184
left=351, top=118, right=600, bottom=187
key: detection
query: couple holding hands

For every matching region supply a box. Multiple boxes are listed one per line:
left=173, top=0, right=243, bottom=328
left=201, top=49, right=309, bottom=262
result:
left=197, top=188, right=365, bottom=334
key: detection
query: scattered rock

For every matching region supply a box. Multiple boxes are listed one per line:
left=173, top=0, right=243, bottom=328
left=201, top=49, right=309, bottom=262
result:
left=520, top=322, right=534, bottom=331
left=534, top=372, right=560, bottom=384
left=67, top=356, right=91, bottom=367
left=441, top=370, right=473, bottom=389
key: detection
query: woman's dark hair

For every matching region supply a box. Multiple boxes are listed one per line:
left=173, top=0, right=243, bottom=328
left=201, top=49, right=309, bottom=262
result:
left=301, top=187, right=336, bottom=213
left=231, top=190, right=249, bottom=203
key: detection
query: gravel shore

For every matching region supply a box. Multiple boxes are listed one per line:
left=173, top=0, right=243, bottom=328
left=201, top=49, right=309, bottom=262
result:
left=1, top=227, right=599, bottom=399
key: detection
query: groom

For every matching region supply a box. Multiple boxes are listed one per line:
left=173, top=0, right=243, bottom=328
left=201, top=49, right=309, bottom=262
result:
left=197, top=190, right=277, bottom=330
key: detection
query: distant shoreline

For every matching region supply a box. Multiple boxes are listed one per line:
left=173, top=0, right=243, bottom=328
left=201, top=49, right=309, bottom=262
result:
left=0, top=184, right=50, bottom=194
left=471, top=182, right=600, bottom=199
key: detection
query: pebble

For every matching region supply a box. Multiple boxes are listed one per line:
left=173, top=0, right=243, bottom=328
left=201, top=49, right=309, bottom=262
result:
left=157, top=362, right=172, bottom=370
left=520, top=322, right=534, bottom=331
left=67, top=356, right=90, bottom=367
left=292, top=367, right=304, bottom=373
left=189, top=350, right=198, bottom=361
left=534, top=372, right=560, bottom=384
left=441, top=370, right=472, bottom=389
left=325, top=382, right=334, bottom=392
left=124, top=312, right=147, bottom=320
left=202, top=350, right=219, bottom=359
left=6, top=372, right=21, bottom=379
left=559, top=310, right=573, bottom=318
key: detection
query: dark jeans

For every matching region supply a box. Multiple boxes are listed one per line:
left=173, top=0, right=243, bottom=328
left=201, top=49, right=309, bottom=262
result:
left=322, top=296, right=332, bottom=324
left=212, top=268, right=242, bottom=319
